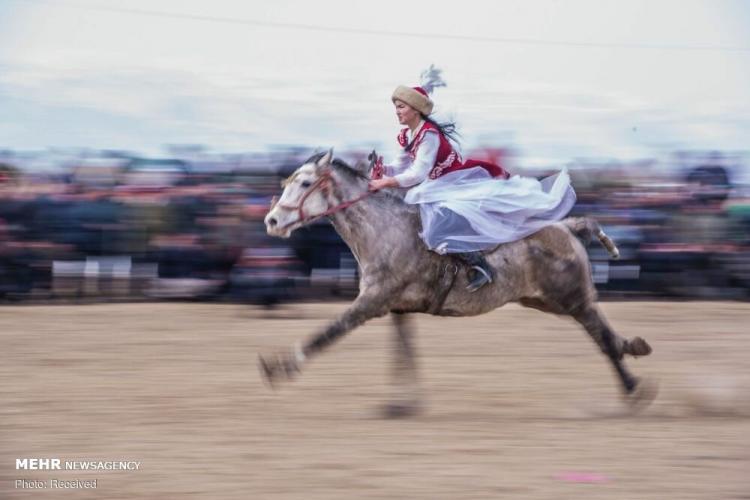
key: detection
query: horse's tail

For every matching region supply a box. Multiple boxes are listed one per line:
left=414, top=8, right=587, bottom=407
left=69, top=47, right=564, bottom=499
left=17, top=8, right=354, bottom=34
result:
left=562, top=217, right=620, bottom=259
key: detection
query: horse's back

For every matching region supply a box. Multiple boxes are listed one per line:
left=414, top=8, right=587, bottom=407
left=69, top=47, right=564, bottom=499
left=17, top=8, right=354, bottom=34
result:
left=401, top=220, right=596, bottom=317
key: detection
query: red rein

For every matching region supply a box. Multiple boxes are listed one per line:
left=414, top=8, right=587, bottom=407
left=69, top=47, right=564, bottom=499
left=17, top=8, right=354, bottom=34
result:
left=273, top=171, right=374, bottom=230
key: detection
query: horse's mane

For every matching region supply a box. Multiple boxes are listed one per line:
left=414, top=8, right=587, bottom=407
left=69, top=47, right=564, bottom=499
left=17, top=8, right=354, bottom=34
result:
left=303, top=151, right=417, bottom=213
left=303, top=152, right=367, bottom=181
left=332, top=159, right=369, bottom=181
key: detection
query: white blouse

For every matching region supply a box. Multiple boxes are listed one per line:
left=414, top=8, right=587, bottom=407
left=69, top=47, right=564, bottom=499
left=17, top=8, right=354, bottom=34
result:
left=383, top=124, right=440, bottom=188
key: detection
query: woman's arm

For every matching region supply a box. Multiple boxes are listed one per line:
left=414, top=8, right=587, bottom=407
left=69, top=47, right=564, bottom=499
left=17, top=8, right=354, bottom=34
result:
left=392, top=132, right=439, bottom=187
left=368, top=132, right=439, bottom=191
left=382, top=151, right=411, bottom=177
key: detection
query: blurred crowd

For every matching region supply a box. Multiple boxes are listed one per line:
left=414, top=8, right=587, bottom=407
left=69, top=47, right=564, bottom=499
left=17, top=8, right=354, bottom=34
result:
left=568, top=152, right=749, bottom=298
left=0, top=147, right=748, bottom=304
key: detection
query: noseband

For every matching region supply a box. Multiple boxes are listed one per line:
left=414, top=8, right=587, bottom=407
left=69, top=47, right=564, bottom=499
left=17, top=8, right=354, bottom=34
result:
left=272, top=170, right=373, bottom=230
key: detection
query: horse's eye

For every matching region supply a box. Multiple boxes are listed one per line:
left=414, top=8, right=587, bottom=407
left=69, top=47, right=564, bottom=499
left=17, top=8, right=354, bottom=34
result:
left=300, top=180, right=311, bottom=189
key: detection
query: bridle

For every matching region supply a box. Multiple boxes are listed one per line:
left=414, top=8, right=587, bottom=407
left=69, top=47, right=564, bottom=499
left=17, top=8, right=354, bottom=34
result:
left=272, top=169, right=374, bottom=230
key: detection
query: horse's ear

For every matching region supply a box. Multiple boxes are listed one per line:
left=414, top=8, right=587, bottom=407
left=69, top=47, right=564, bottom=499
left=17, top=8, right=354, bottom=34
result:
left=315, top=149, right=333, bottom=173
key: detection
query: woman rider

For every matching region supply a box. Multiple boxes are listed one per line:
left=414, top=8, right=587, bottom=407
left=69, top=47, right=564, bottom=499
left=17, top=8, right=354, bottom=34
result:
left=369, top=67, right=577, bottom=292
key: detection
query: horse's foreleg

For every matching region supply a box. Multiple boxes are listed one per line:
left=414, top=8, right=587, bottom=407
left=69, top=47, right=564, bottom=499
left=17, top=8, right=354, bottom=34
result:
left=385, top=312, right=422, bottom=417
left=259, top=293, right=391, bottom=387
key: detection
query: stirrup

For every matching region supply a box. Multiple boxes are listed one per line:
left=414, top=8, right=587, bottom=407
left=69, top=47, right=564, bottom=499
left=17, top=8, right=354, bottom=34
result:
left=466, top=265, right=493, bottom=293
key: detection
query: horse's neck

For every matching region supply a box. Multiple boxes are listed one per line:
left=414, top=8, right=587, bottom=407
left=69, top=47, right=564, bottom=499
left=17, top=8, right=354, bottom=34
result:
left=328, top=188, right=417, bottom=265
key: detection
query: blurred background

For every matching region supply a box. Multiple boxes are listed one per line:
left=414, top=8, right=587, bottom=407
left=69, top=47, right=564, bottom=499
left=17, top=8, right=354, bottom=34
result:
left=0, top=146, right=748, bottom=304
left=2, top=3, right=750, bottom=499
left=0, top=0, right=748, bottom=304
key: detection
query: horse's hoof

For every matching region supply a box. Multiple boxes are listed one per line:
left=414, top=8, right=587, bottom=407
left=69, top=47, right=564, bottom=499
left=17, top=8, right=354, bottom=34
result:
left=258, top=355, right=277, bottom=389
left=258, top=351, right=300, bottom=389
left=623, top=377, right=659, bottom=413
left=381, top=401, right=422, bottom=419
left=626, top=337, right=652, bottom=357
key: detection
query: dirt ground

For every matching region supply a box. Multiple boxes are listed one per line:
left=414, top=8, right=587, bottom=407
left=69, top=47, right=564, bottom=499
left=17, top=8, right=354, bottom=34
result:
left=1, top=301, right=749, bottom=499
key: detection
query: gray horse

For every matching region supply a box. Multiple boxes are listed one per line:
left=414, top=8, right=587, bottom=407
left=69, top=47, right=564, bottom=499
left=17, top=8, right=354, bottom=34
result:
left=260, top=150, right=654, bottom=415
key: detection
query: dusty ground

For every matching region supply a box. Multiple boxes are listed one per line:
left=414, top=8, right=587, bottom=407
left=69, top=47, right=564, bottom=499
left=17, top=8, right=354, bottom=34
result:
left=1, top=301, right=749, bottom=499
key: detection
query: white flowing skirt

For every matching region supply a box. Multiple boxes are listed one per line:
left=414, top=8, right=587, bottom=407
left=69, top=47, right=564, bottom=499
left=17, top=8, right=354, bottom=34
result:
left=404, top=166, right=577, bottom=254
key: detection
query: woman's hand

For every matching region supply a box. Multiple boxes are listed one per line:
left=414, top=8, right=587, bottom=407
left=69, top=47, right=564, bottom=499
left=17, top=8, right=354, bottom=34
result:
left=369, top=177, right=399, bottom=191
left=370, top=155, right=384, bottom=180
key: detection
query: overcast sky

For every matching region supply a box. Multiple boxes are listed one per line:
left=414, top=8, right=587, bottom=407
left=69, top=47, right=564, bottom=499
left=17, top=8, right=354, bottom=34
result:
left=1, top=0, right=748, bottom=164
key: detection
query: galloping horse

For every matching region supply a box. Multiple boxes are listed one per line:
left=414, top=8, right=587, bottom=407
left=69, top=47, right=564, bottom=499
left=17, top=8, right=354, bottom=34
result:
left=260, top=150, right=654, bottom=415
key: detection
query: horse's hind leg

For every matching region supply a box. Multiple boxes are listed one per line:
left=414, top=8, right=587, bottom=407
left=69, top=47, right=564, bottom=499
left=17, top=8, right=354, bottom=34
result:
left=571, top=304, right=651, bottom=394
left=385, top=312, right=422, bottom=418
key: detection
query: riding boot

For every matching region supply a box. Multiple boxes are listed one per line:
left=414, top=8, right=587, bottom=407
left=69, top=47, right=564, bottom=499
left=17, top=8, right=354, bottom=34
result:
left=456, top=252, right=494, bottom=292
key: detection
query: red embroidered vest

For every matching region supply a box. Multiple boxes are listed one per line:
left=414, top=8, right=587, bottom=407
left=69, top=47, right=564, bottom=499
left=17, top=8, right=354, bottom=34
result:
left=398, top=122, right=509, bottom=180
left=398, top=121, right=461, bottom=179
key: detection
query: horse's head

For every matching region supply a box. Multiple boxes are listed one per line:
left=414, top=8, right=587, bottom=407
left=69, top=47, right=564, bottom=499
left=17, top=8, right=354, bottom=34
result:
left=265, top=149, right=376, bottom=238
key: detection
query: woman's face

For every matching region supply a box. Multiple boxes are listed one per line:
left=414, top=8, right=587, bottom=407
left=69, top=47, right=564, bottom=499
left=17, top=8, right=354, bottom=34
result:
left=394, top=100, right=420, bottom=126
